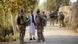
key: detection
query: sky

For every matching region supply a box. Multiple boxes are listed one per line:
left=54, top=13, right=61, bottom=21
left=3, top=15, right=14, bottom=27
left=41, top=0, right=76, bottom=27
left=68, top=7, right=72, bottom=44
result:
left=70, top=0, right=77, bottom=3
left=38, top=0, right=78, bottom=5
left=38, top=0, right=47, bottom=6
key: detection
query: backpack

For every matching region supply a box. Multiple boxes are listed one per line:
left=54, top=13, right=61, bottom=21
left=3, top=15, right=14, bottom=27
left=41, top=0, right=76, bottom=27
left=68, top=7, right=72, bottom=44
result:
left=36, top=14, right=46, bottom=27
left=41, top=15, right=47, bottom=26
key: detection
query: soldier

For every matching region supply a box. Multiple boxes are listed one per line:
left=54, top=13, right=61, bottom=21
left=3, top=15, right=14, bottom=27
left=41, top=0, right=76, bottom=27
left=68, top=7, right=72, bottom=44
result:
left=42, top=11, right=47, bottom=27
left=17, top=9, right=28, bottom=44
left=35, top=9, right=45, bottom=42
left=42, top=11, right=47, bottom=19
left=58, top=12, right=65, bottom=27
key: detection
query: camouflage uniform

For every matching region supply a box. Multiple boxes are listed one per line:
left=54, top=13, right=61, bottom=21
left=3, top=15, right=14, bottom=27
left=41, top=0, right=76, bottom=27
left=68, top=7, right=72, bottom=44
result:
left=18, top=25, right=26, bottom=44
left=17, top=15, right=27, bottom=44
left=36, top=14, right=45, bottom=42
left=58, top=12, right=65, bottom=27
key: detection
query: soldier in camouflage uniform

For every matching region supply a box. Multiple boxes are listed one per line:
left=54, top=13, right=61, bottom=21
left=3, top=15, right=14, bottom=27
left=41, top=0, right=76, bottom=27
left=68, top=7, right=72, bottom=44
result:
left=17, top=9, right=29, bottom=44
left=58, top=12, right=65, bottom=27
left=35, top=9, right=45, bottom=42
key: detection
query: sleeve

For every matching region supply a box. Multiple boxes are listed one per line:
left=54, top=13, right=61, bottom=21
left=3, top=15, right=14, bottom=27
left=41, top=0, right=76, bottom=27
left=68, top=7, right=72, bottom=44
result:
left=17, top=16, right=20, bottom=25
left=34, top=15, right=37, bottom=23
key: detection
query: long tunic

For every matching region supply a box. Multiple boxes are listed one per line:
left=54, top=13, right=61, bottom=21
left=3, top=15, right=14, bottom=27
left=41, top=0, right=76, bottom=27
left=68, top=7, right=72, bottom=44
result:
left=29, top=15, right=36, bottom=34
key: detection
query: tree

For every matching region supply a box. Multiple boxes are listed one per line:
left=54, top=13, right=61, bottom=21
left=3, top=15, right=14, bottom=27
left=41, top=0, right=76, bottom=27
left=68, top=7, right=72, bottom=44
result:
left=0, top=0, right=38, bottom=42
left=47, top=0, right=70, bottom=11
left=70, top=1, right=78, bottom=32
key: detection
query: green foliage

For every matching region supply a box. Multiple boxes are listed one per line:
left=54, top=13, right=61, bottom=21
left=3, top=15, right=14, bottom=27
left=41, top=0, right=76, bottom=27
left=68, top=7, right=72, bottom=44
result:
left=0, top=0, right=37, bottom=42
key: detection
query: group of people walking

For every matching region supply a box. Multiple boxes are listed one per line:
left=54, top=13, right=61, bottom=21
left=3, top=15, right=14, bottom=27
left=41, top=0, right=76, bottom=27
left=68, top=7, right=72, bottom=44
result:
left=49, top=11, right=65, bottom=27
left=16, top=8, right=65, bottom=44
left=17, top=9, right=47, bottom=44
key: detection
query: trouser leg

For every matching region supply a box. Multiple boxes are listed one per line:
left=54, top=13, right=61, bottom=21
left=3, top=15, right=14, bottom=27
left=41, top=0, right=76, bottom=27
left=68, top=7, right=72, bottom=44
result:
left=19, top=27, right=22, bottom=44
left=29, top=31, right=35, bottom=40
left=41, top=30, right=45, bottom=42
left=29, top=33, right=32, bottom=38
left=62, top=20, right=65, bottom=27
left=32, top=32, right=36, bottom=40
left=37, top=28, right=45, bottom=42
left=22, top=30, right=25, bottom=43
left=59, top=20, right=62, bottom=27
left=20, top=29, right=25, bottom=44
left=32, top=32, right=35, bottom=37
left=37, top=30, right=41, bottom=42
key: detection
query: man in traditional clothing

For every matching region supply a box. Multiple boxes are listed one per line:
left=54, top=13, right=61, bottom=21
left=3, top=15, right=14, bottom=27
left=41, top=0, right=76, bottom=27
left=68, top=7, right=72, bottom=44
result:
left=29, top=10, right=36, bottom=40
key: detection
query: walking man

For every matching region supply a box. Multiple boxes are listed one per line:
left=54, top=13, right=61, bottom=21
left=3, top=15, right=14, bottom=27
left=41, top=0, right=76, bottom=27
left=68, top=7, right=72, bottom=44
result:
left=29, top=10, right=36, bottom=40
left=35, top=9, right=45, bottom=42
left=42, top=11, right=47, bottom=27
left=17, top=9, right=28, bottom=44
left=58, top=12, right=65, bottom=27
